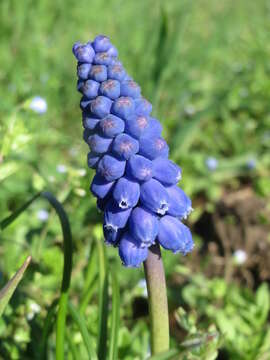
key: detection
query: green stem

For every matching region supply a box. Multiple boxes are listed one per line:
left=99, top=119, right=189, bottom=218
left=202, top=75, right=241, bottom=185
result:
left=143, top=244, right=169, bottom=355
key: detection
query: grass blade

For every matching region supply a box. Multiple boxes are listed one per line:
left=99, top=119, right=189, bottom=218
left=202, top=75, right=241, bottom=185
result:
left=96, top=236, right=109, bottom=360
left=79, top=242, right=98, bottom=314
left=40, top=299, right=58, bottom=359
left=108, top=270, right=120, bottom=360
left=0, top=256, right=31, bottom=317
left=66, top=330, right=80, bottom=360
left=68, top=301, right=98, bottom=360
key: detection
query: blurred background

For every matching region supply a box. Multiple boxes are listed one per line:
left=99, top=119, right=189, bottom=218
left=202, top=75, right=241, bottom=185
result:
left=1, top=0, right=270, bottom=358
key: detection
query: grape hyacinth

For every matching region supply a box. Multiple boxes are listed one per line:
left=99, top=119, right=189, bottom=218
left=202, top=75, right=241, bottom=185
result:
left=73, top=35, right=194, bottom=268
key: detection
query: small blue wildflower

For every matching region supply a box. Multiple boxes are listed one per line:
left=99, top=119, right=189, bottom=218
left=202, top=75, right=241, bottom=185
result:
left=246, top=158, right=256, bottom=170
left=73, top=35, right=194, bottom=267
left=29, top=96, right=47, bottom=114
left=205, top=157, right=218, bottom=171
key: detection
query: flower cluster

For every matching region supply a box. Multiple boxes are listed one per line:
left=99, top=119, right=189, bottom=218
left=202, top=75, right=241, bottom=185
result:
left=73, top=35, right=194, bottom=267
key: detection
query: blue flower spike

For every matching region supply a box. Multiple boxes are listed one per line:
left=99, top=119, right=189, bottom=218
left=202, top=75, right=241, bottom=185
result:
left=73, top=35, right=194, bottom=267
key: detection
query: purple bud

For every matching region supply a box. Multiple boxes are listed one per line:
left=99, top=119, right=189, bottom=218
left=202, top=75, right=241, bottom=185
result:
left=158, top=216, right=194, bottom=254
left=107, top=64, right=126, bottom=81
left=73, top=43, right=95, bottom=63
left=89, top=65, right=107, bottom=82
left=93, top=52, right=113, bottom=66
left=166, top=185, right=192, bottom=219
left=81, top=80, right=100, bottom=99
left=99, top=114, right=125, bottom=138
left=82, top=113, right=100, bottom=130
left=104, top=200, right=132, bottom=230
left=134, top=97, right=152, bottom=116
left=152, top=158, right=181, bottom=185
left=77, top=63, right=92, bottom=79
left=87, top=152, right=100, bottom=169
left=142, top=117, right=162, bottom=138
left=87, top=134, right=112, bottom=154
left=99, top=79, right=121, bottom=100
left=92, top=35, right=111, bottom=52
left=139, top=137, right=169, bottom=160
left=90, top=174, right=115, bottom=199
left=80, top=96, right=91, bottom=110
left=97, top=154, right=126, bottom=181
left=119, top=232, right=148, bottom=267
left=120, top=80, right=141, bottom=99
left=90, top=96, right=112, bottom=118
left=112, top=133, right=139, bottom=160
left=111, top=97, right=135, bottom=120
left=140, top=178, right=169, bottom=215
left=126, top=154, right=153, bottom=182
left=125, top=115, right=150, bottom=139
left=113, top=177, right=140, bottom=209
left=129, top=207, right=159, bottom=247
left=106, top=45, right=118, bottom=57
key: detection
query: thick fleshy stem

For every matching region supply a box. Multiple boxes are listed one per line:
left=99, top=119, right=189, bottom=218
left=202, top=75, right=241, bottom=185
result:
left=143, top=243, right=169, bottom=355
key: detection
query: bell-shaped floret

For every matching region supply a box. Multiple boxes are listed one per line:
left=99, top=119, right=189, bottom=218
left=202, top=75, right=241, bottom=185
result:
left=89, top=65, right=107, bottom=82
left=107, top=64, right=126, bottom=81
left=125, top=115, right=150, bottom=139
left=129, top=207, right=159, bottom=247
left=87, top=134, right=112, bottom=154
left=90, top=96, right=112, bottom=118
left=126, top=154, right=153, bottom=182
left=90, top=174, right=115, bottom=199
left=97, top=154, right=126, bottom=181
left=158, top=216, right=194, bottom=254
left=139, top=136, right=169, bottom=160
left=92, top=35, right=111, bottom=52
left=152, top=158, right=182, bottom=186
left=87, top=152, right=100, bottom=169
left=120, top=80, right=141, bottom=99
left=99, top=79, right=120, bottom=100
left=103, top=224, right=122, bottom=245
left=134, top=97, right=152, bottom=116
left=104, top=200, right=132, bottom=230
left=73, top=43, right=95, bottom=63
left=111, top=97, right=135, bottom=120
left=166, top=185, right=192, bottom=219
left=119, top=233, right=148, bottom=267
left=99, top=114, right=125, bottom=138
left=112, top=133, right=139, bottom=160
left=113, top=177, right=140, bottom=209
left=140, top=178, right=169, bottom=215
left=81, top=80, right=100, bottom=99
left=77, top=63, right=91, bottom=79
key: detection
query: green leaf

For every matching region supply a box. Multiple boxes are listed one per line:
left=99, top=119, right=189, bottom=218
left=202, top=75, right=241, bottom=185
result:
left=108, top=270, right=120, bottom=360
left=256, top=283, right=270, bottom=323
left=68, top=301, right=98, bottom=360
left=0, top=256, right=31, bottom=317
left=0, top=191, right=73, bottom=360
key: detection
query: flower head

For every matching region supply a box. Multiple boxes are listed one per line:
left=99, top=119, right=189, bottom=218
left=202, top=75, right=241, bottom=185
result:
left=73, top=35, right=194, bottom=267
